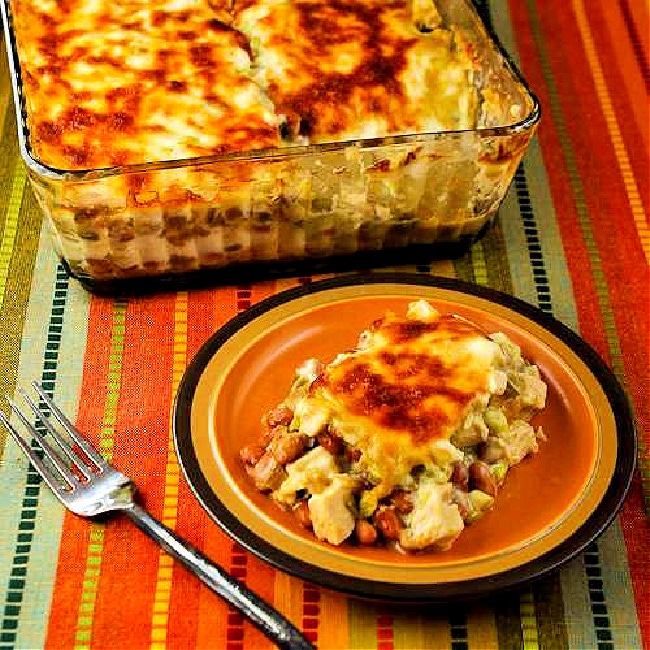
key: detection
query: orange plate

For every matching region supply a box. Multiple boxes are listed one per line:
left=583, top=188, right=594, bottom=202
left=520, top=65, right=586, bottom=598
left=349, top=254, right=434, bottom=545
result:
left=173, top=273, right=637, bottom=601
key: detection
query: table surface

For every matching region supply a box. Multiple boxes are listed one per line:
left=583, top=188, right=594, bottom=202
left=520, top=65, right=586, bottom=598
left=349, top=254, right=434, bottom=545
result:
left=0, top=1, right=648, bottom=649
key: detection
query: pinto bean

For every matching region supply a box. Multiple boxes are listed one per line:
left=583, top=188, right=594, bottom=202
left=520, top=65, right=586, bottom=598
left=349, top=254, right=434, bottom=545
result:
left=479, top=438, right=506, bottom=463
left=355, top=520, right=378, bottom=545
left=373, top=507, right=403, bottom=541
left=450, top=461, right=469, bottom=491
left=294, top=500, right=312, bottom=529
left=469, top=461, right=498, bottom=498
left=264, top=405, right=294, bottom=428
left=239, top=441, right=266, bottom=466
left=346, top=446, right=362, bottom=463
left=316, top=430, right=343, bottom=456
left=390, top=490, right=414, bottom=514
left=246, top=451, right=286, bottom=492
left=268, top=431, right=307, bottom=464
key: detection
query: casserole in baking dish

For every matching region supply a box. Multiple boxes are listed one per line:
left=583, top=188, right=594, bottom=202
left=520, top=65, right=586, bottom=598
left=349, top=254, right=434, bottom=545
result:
left=1, top=0, right=540, bottom=290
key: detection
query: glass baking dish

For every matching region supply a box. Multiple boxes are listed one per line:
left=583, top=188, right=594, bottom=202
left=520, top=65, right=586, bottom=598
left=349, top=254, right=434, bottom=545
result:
left=1, top=0, right=540, bottom=293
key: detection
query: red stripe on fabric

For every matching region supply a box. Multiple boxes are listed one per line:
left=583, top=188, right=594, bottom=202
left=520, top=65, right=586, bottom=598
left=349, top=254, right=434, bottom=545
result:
left=44, top=296, right=117, bottom=650
left=376, top=611, right=394, bottom=650
left=302, top=585, right=321, bottom=646
left=620, top=474, right=650, bottom=645
left=621, top=0, right=650, bottom=83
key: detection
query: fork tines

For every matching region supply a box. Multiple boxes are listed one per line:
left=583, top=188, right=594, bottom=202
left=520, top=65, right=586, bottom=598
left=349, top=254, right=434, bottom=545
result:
left=0, top=381, right=107, bottom=494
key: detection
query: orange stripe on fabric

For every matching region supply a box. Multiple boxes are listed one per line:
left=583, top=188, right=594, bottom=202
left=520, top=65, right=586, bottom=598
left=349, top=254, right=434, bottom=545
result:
left=165, top=287, right=229, bottom=647
left=89, top=294, right=178, bottom=649
left=571, top=0, right=650, bottom=263
left=44, top=296, right=120, bottom=650
left=273, top=573, right=308, bottom=649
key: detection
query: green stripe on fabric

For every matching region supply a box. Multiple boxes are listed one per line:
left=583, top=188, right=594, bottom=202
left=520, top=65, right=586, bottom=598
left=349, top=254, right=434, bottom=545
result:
left=490, top=1, right=578, bottom=326
left=494, top=592, right=523, bottom=650
left=453, top=247, right=477, bottom=284
left=453, top=217, right=515, bottom=293
left=0, top=187, right=42, bottom=444
left=480, top=220, right=515, bottom=295
left=17, top=282, right=89, bottom=650
left=0, top=263, right=71, bottom=650
left=559, top=555, right=601, bottom=649
left=510, top=166, right=553, bottom=313
left=519, top=588, right=540, bottom=649
left=532, top=574, right=569, bottom=650
left=347, top=598, right=378, bottom=649
left=595, top=521, right=644, bottom=649
left=470, top=239, right=489, bottom=286
left=73, top=299, right=127, bottom=650
left=391, top=602, right=449, bottom=649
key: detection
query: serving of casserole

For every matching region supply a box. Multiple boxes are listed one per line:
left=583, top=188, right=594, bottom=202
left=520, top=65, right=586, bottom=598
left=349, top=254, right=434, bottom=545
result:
left=240, top=299, right=548, bottom=552
left=1, top=0, right=539, bottom=289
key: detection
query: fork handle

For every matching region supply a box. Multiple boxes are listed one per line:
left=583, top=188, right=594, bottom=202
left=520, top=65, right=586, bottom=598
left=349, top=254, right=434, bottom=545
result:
left=125, top=504, right=314, bottom=650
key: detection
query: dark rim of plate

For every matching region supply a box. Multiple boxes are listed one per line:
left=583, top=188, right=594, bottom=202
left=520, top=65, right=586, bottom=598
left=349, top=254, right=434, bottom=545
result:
left=172, top=272, right=638, bottom=603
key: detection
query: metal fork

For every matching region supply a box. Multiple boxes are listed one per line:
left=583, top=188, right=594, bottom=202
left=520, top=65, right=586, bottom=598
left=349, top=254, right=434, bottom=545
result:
left=0, top=382, right=314, bottom=650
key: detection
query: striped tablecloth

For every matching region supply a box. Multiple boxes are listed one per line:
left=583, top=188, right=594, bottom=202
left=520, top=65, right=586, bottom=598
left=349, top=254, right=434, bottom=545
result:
left=1, top=1, right=648, bottom=648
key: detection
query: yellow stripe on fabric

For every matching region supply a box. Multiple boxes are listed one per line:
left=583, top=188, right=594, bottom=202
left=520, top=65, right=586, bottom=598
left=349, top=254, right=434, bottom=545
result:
left=149, top=291, right=188, bottom=650
left=273, top=573, right=307, bottom=646
left=572, top=0, right=650, bottom=263
left=73, top=300, right=127, bottom=650
left=466, top=601, right=500, bottom=650
left=470, top=240, right=489, bottom=286
left=429, top=259, right=457, bottom=278
left=0, top=163, right=26, bottom=313
left=316, top=589, right=349, bottom=650
left=520, top=589, right=540, bottom=650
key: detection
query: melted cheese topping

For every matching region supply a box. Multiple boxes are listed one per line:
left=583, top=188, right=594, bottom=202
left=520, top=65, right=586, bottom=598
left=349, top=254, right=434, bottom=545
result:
left=234, top=0, right=480, bottom=141
left=319, top=306, right=500, bottom=447
left=9, top=0, right=481, bottom=170
left=10, top=0, right=280, bottom=169
left=297, top=301, right=503, bottom=504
